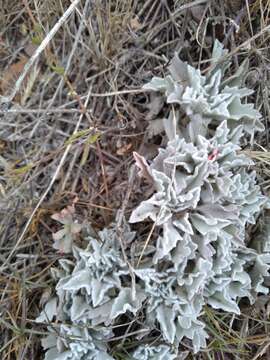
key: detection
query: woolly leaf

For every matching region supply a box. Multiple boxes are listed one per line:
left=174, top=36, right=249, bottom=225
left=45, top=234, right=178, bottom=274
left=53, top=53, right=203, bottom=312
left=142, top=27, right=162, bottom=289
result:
left=110, top=287, right=146, bottom=319
left=132, top=344, right=178, bottom=360
left=143, top=40, right=264, bottom=139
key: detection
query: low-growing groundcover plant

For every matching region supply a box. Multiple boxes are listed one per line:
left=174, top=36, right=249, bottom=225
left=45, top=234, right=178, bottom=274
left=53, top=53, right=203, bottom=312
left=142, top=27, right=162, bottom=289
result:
left=37, top=41, right=270, bottom=359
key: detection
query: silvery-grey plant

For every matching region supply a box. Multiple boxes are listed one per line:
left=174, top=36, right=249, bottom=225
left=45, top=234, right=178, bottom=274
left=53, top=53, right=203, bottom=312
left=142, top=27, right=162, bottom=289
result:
left=134, top=268, right=208, bottom=353
left=37, top=223, right=146, bottom=359
left=128, top=42, right=269, bottom=351
left=129, top=119, right=270, bottom=351
left=37, top=40, right=270, bottom=358
left=41, top=326, right=114, bottom=360
left=132, top=344, right=178, bottom=360
left=143, top=40, right=263, bottom=141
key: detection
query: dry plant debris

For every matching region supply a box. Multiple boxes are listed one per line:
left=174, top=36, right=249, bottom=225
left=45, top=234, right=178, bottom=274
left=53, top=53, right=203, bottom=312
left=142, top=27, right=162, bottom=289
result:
left=1, top=0, right=270, bottom=359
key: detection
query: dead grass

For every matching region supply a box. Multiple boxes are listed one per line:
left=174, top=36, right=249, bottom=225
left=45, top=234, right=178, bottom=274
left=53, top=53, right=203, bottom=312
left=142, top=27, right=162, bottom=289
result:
left=0, top=0, right=270, bottom=359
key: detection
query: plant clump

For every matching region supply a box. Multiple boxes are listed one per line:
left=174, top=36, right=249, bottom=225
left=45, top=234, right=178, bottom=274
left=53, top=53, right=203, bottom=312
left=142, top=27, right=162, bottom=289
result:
left=37, top=41, right=270, bottom=358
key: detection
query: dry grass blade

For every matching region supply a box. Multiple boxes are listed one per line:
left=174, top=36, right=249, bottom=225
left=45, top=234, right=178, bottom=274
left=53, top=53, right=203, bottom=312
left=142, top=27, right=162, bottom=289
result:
left=0, top=88, right=92, bottom=272
left=136, top=220, right=156, bottom=267
left=0, top=0, right=81, bottom=104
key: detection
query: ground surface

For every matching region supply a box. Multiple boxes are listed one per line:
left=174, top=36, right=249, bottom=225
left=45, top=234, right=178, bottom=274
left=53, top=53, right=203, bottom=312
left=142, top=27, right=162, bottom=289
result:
left=1, top=0, right=270, bottom=359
